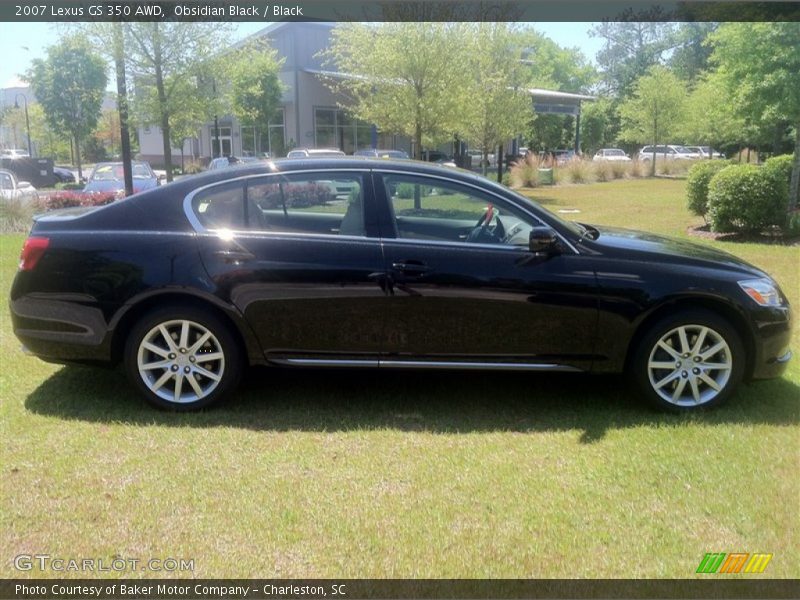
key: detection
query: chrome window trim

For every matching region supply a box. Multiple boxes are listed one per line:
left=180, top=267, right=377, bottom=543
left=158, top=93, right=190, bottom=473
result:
left=375, top=169, right=580, bottom=255
left=182, top=168, right=372, bottom=235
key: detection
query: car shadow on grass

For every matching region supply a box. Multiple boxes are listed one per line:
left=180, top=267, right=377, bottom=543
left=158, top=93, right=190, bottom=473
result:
left=24, top=365, right=800, bottom=443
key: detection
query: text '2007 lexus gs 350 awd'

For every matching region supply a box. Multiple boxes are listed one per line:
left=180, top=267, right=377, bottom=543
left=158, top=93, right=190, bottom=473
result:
left=10, top=158, right=792, bottom=411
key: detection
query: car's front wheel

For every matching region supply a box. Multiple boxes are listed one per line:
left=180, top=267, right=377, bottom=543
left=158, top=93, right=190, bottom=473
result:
left=632, top=310, right=745, bottom=411
left=124, top=306, right=242, bottom=410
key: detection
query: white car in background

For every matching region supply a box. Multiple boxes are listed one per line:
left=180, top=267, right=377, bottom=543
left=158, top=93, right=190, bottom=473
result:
left=286, top=148, right=346, bottom=158
left=685, top=146, right=725, bottom=159
left=593, top=149, right=632, bottom=162
left=0, top=148, right=30, bottom=159
left=0, top=169, right=38, bottom=202
left=639, top=145, right=699, bottom=161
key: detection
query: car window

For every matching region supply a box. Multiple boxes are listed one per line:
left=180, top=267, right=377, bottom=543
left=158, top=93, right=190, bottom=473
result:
left=382, top=174, right=538, bottom=247
left=192, top=182, right=246, bottom=230
left=0, top=172, right=13, bottom=190
left=246, top=173, right=365, bottom=237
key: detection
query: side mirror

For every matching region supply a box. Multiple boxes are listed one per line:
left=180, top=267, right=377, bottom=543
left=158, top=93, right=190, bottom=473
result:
left=529, top=226, right=559, bottom=254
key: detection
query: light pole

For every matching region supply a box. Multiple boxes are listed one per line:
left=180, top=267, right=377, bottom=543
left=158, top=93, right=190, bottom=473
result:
left=14, top=93, right=32, bottom=157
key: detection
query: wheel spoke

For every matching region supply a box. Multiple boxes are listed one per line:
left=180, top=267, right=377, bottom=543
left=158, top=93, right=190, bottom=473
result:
left=649, top=360, right=677, bottom=370
left=173, top=373, right=184, bottom=402
left=689, top=378, right=701, bottom=403
left=158, top=325, right=178, bottom=352
left=197, top=351, right=224, bottom=362
left=193, top=364, right=221, bottom=382
left=151, top=370, right=173, bottom=392
left=672, top=377, right=688, bottom=401
left=141, top=359, right=171, bottom=371
left=657, top=340, right=681, bottom=360
left=142, top=342, right=170, bottom=358
left=655, top=370, right=681, bottom=390
left=691, top=327, right=708, bottom=355
left=186, top=373, right=204, bottom=397
left=188, top=331, right=212, bottom=355
left=178, top=321, right=190, bottom=349
left=701, top=362, right=731, bottom=370
left=677, top=327, right=691, bottom=354
left=700, top=341, right=726, bottom=361
left=699, top=372, right=721, bottom=391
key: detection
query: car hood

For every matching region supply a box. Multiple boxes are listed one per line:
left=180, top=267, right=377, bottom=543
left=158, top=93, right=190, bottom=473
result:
left=589, top=225, right=767, bottom=277
left=84, top=179, right=158, bottom=193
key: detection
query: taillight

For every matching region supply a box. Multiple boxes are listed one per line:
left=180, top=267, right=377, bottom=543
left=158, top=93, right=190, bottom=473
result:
left=19, top=237, right=49, bottom=271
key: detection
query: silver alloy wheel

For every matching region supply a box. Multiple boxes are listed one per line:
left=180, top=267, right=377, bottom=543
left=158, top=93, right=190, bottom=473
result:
left=136, top=319, right=225, bottom=404
left=646, top=324, right=733, bottom=407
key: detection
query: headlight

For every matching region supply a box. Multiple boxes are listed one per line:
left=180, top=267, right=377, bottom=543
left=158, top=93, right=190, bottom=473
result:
left=738, top=278, right=783, bottom=307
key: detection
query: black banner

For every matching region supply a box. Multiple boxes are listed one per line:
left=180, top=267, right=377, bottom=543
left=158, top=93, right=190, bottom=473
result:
left=1, top=0, right=800, bottom=23
left=2, top=579, right=800, bottom=600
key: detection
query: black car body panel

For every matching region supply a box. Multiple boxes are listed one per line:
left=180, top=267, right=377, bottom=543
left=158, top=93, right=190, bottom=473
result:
left=9, top=159, right=792, bottom=409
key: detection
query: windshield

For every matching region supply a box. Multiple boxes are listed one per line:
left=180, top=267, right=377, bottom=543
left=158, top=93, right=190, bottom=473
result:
left=91, top=163, right=153, bottom=181
left=606, top=149, right=625, bottom=156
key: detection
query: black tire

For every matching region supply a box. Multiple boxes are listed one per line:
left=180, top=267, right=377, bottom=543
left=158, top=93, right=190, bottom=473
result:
left=124, top=305, right=243, bottom=411
left=631, top=309, right=745, bottom=412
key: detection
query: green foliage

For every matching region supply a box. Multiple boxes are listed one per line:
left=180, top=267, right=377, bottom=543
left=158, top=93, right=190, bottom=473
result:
left=81, top=136, right=108, bottom=162
left=579, top=98, right=618, bottom=154
left=25, top=34, right=108, bottom=175
left=686, top=160, right=728, bottom=217
left=590, top=23, right=678, bottom=96
left=396, top=183, right=416, bottom=199
left=763, top=154, right=793, bottom=189
left=619, top=66, right=688, bottom=175
left=324, top=23, right=469, bottom=159
left=459, top=24, right=532, bottom=175
left=226, top=40, right=284, bottom=134
left=556, top=159, right=595, bottom=184
left=707, top=165, right=789, bottom=233
left=709, top=23, right=800, bottom=208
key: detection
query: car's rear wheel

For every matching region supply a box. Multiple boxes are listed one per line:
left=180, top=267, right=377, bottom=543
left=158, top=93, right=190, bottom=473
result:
left=124, top=306, right=242, bottom=410
left=632, top=310, right=745, bottom=411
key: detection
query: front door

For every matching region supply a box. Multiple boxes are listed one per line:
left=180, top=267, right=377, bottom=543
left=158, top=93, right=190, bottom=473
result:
left=375, top=172, right=598, bottom=370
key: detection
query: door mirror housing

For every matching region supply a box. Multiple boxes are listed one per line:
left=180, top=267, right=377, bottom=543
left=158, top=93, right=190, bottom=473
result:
left=529, top=226, right=559, bottom=254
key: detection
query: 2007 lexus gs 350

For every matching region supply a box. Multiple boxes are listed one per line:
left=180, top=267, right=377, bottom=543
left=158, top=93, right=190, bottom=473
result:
left=10, top=159, right=792, bottom=411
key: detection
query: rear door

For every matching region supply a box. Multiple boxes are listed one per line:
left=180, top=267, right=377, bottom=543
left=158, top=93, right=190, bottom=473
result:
left=192, top=169, right=387, bottom=362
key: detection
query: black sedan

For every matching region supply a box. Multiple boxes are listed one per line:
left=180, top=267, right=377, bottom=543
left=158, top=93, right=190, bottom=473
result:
left=10, top=159, right=792, bottom=411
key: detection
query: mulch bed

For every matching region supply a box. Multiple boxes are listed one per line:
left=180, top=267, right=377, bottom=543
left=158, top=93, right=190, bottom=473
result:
left=687, top=224, right=800, bottom=246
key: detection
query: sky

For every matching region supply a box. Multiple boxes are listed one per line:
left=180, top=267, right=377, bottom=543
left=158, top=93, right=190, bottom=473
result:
left=0, top=22, right=603, bottom=90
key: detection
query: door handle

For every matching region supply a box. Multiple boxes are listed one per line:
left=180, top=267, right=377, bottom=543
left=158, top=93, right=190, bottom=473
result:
left=212, top=250, right=255, bottom=263
left=391, top=261, right=431, bottom=275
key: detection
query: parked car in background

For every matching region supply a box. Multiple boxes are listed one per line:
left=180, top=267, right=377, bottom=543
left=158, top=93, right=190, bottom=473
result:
left=10, top=158, right=792, bottom=412
left=0, top=168, right=38, bottom=202
left=593, top=149, right=632, bottom=162
left=422, top=150, right=450, bottom=162
left=553, top=149, right=577, bottom=164
left=83, top=161, right=159, bottom=195
left=686, top=146, right=725, bottom=159
left=354, top=148, right=410, bottom=159
left=639, top=145, right=698, bottom=161
left=208, top=156, right=266, bottom=171
left=467, top=149, right=497, bottom=168
left=0, top=148, right=30, bottom=159
left=52, top=166, right=77, bottom=184
left=286, top=148, right=346, bottom=158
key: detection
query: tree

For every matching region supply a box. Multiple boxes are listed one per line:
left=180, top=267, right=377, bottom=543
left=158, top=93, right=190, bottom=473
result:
left=677, top=72, right=745, bottom=156
left=709, top=23, right=800, bottom=209
left=94, top=108, right=122, bottom=158
left=25, top=35, right=107, bottom=180
left=125, top=22, right=232, bottom=181
left=323, top=22, right=469, bottom=160
left=579, top=98, right=618, bottom=154
left=460, top=24, right=532, bottom=176
left=590, top=22, right=678, bottom=97
left=226, top=39, right=285, bottom=145
left=619, top=66, right=688, bottom=175
left=668, top=23, right=718, bottom=83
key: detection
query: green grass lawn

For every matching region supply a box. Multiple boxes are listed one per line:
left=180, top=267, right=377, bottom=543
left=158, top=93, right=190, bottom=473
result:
left=1, top=178, right=798, bottom=579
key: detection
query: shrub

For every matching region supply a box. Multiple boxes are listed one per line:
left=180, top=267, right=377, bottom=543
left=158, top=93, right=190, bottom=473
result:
left=508, top=153, right=541, bottom=188
left=0, top=198, right=42, bottom=233
left=45, top=191, right=116, bottom=210
left=396, top=182, right=416, bottom=198
left=557, top=158, right=594, bottom=184
left=55, top=182, right=84, bottom=191
left=707, top=165, right=788, bottom=233
left=686, top=160, right=728, bottom=218
left=763, top=154, right=793, bottom=191
left=610, top=161, right=629, bottom=180
left=592, top=161, right=614, bottom=182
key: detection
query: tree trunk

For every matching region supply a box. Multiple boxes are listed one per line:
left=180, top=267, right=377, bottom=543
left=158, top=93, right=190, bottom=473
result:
left=789, top=122, right=800, bottom=211
left=74, top=134, right=83, bottom=182
left=114, top=22, right=134, bottom=197
left=153, top=24, right=173, bottom=183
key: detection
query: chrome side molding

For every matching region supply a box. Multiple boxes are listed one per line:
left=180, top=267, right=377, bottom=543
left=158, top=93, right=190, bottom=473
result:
left=269, top=357, right=582, bottom=372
